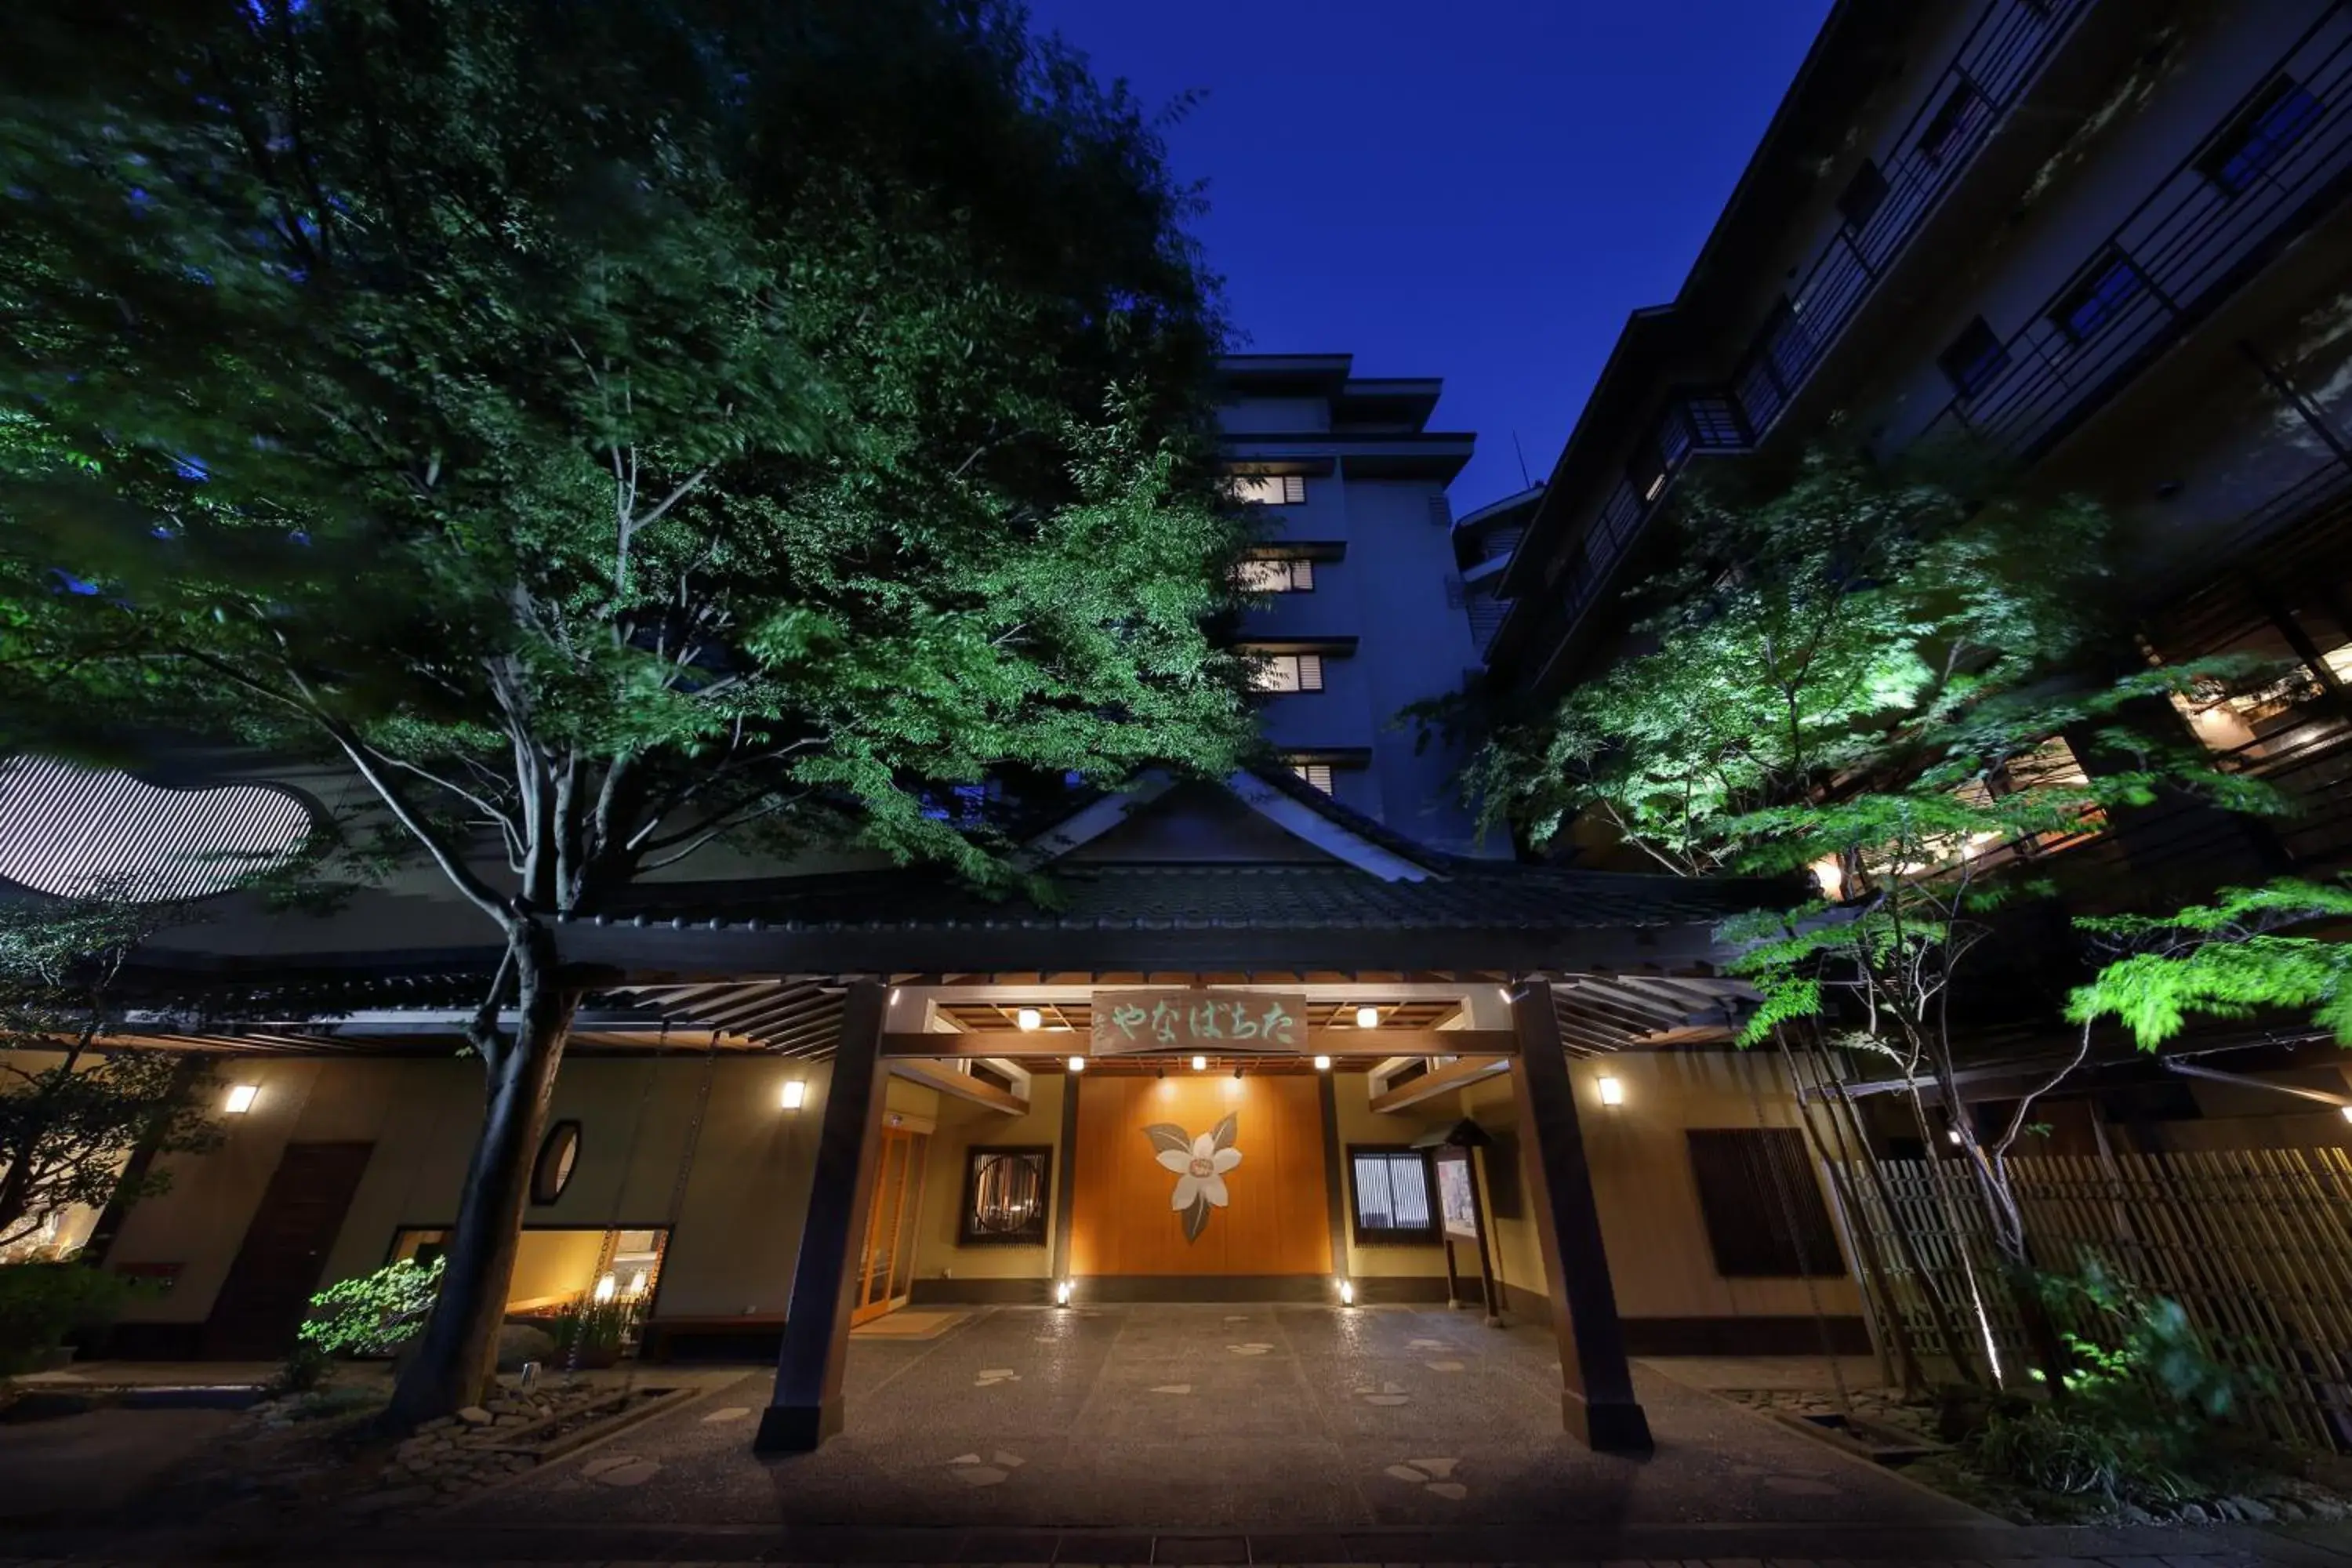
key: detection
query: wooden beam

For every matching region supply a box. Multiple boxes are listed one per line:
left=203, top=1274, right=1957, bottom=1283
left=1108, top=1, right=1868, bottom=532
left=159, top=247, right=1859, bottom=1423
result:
left=880, top=1026, right=1516, bottom=1060
left=1367, top=1054, right=1510, bottom=1114
left=888, top=1057, right=1029, bottom=1116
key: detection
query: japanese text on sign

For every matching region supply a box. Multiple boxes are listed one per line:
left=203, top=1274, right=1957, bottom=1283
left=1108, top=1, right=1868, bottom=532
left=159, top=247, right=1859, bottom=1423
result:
left=1088, top=989, right=1310, bottom=1055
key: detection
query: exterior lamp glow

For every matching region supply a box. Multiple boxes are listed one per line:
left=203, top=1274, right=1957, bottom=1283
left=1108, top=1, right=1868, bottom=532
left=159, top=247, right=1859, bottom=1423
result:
left=1054, top=1279, right=1073, bottom=1306
left=223, top=1083, right=260, bottom=1115
left=1191, top=1053, right=1207, bottom=1072
left=1066, top=1054, right=1087, bottom=1073
left=1354, top=1005, right=1379, bottom=1030
left=593, top=1272, right=618, bottom=1304
left=779, top=1080, right=808, bottom=1111
left=1313, top=1054, right=1332, bottom=1072
left=1016, top=1007, right=1043, bottom=1031
left=1336, top=1276, right=1355, bottom=1305
left=1595, top=1075, right=1625, bottom=1107
left=2341, top=1105, right=2352, bottom=1124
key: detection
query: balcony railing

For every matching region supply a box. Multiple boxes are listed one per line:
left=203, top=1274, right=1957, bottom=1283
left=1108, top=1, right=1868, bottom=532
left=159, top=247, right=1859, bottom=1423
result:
left=1930, top=3, right=2352, bottom=459
left=1513, top=0, right=2089, bottom=672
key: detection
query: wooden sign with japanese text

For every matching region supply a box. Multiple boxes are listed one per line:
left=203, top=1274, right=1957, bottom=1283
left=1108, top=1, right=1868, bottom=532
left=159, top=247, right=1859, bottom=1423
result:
left=1089, top=989, right=1309, bottom=1056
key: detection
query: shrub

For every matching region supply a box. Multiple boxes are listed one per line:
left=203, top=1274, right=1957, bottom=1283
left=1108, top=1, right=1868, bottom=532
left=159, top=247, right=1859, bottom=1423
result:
left=0, top=1262, right=135, bottom=1375
left=297, top=1256, right=443, bottom=1359
left=1967, top=1262, right=2252, bottom=1505
left=549, top=1295, right=637, bottom=1360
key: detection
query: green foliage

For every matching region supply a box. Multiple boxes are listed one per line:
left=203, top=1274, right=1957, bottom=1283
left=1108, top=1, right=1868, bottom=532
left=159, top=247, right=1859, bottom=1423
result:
left=1971, top=1262, right=2251, bottom=1504
left=298, top=1256, right=445, bottom=1359
left=550, top=1294, right=637, bottom=1359
left=2070, top=879, right=2352, bottom=1049
left=0, top=0, right=1252, bottom=1418
left=0, top=0, right=1251, bottom=920
left=1461, top=452, right=2121, bottom=871
left=277, top=1338, right=332, bottom=1394
left=0, top=899, right=221, bottom=1251
left=0, top=1261, right=135, bottom=1375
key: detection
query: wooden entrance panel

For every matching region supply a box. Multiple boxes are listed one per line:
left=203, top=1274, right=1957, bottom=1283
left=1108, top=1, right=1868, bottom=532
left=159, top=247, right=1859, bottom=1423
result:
left=1069, top=1074, right=1330, bottom=1277
left=203, top=1141, right=375, bottom=1358
left=851, top=1126, right=928, bottom=1324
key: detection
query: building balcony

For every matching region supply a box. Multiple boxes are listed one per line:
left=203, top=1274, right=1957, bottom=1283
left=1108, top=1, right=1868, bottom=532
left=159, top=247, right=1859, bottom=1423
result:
left=1491, top=0, right=2094, bottom=683
left=1925, top=5, right=2352, bottom=462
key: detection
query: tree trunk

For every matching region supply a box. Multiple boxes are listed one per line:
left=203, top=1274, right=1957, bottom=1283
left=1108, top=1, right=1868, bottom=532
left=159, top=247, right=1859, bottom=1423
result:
left=384, top=924, right=579, bottom=1428
left=0, top=1149, right=34, bottom=1247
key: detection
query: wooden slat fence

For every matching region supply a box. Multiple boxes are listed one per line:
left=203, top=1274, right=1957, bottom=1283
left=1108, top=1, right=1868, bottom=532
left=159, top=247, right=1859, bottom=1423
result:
left=1838, top=1149, right=2352, bottom=1450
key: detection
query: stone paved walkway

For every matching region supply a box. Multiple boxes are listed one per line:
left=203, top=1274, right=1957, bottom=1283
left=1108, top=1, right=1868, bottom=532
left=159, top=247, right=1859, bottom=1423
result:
left=459, top=1302, right=1984, bottom=1532
left=13, top=1305, right=2352, bottom=1562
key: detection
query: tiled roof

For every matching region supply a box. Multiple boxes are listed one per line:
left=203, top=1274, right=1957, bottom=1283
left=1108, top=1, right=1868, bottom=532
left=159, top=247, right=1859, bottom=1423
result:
left=598, top=859, right=1787, bottom=935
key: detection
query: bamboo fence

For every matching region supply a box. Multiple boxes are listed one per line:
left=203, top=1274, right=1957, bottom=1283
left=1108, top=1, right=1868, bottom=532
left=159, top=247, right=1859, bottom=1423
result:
left=1838, top=1148, right=2352, bottom=1450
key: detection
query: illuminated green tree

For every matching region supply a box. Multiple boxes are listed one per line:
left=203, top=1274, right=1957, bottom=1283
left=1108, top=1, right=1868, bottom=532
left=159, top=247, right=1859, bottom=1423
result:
left=1453, top=455, right=2283, bottom=1382
left=0, top=0, right=1248, bottom=1422
left=0, top=901, right=220, bottom=1253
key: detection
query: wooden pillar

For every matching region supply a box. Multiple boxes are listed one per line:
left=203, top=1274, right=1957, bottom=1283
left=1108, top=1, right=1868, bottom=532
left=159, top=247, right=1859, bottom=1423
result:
left=1049, top=1069, right=1081, bottom=1290
left=1508, top=985, right=1652, bottom=1453
left=755, top=981, right=890, bottom=1454
left=1316, top=1072, right=1350, bottom=1284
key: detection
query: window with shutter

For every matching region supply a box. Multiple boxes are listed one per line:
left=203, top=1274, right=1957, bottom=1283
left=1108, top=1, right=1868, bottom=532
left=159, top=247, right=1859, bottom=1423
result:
left=1685, top=1127, right=1844, bottom=1278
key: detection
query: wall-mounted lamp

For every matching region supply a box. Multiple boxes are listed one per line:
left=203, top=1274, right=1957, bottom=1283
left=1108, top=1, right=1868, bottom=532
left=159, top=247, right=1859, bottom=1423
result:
left=1016, top=1007, right=1043, bottom=1031
left=1065, top=1054, right=1087, bottom=1073
left=1595, top=1075, right=1624, bottom=1107
left=1354, top=1005, right=1380, bottom=1030
left=1313, top=1054, right=1332, bottom=1072
left=1054, top=1278, right=1073, bottom=1306
left=1191, top=1054, right=1207, bottom=1072
left=779, top=1080, right=808, bottom=1111
left=2341, top=1105, right=2352, bottom=1125
left=223, top=1083, right=260, bottom=1115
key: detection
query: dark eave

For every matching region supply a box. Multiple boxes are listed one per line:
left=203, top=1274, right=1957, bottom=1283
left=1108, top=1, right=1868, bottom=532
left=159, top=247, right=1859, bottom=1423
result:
left=1223, top=430, right=1475, bottom=483
left=1334, top=378, right=1443, bottom=433
left=1215, top=353, right=1355, bottom=399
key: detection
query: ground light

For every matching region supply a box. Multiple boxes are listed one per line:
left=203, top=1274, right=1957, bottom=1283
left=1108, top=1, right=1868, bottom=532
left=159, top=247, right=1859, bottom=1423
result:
left=223, top=1083, right=259, bottom=1114
left=1054, top=1279, right=1073, bottom=1306
left=1336, top=1277, right=1355, bottom=1305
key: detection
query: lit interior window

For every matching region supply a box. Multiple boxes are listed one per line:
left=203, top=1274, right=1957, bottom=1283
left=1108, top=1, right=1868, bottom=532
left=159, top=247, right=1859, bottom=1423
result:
left=0, top=757, right=311, bottom=902
left=1234, top=557, right=1315, bottom=593
left=1290, top=762, right=1334, bottom=793
left=1249, top=653, right=1325, bottom=693
left=1229, top=474, right=1306, bottom=506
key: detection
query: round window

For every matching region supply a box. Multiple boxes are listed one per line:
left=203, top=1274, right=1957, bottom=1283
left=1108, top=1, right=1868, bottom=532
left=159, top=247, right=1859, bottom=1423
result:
left=530, top=1120, right=582, bottom=1206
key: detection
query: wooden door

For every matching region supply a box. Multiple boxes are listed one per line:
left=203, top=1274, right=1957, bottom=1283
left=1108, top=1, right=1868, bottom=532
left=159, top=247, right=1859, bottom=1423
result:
left=203, top=1141, right=375, bottom=1358
left=851, top=1127, right=928, bottom=1324
left=1069, top=1074, right=1330, bottom=1279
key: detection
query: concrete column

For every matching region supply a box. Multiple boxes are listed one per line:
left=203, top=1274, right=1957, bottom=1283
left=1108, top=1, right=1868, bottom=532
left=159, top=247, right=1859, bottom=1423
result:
left=755, top=980, right=890, bottom=1453
left=1508, top=985, right=1652, bottom=1453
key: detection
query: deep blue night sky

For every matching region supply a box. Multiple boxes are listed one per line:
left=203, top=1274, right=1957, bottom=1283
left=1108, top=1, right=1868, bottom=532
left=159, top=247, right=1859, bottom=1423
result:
left=1022, top=0, right=1835, bottom=509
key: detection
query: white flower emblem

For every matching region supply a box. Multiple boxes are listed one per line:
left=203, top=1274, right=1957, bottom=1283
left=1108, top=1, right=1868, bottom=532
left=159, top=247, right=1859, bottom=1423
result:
left=1145, top=1113, right=1243, bottom=1241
